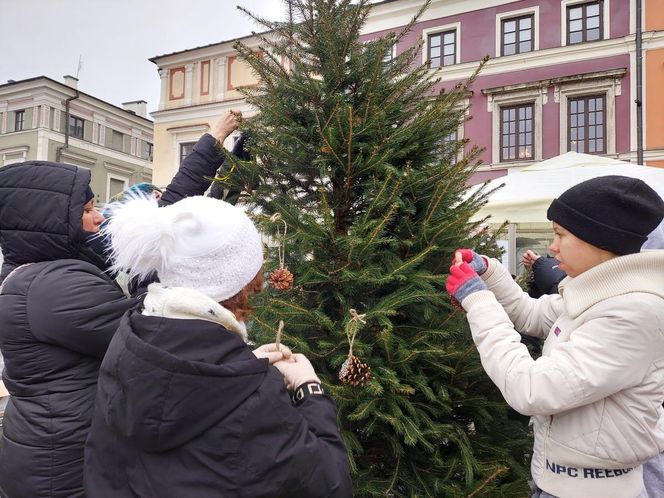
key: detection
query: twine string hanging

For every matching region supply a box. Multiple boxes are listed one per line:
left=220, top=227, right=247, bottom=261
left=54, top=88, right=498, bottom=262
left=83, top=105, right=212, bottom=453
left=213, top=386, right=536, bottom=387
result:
left=347, top=308, right=366, bottom=356
left=275, top=320, right=284, bottom=352
left=269, top=213, right=288, bottom=268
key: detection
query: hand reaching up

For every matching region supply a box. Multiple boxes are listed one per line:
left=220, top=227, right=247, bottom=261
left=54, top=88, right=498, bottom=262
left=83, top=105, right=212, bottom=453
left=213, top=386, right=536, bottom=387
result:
left=210, top=110, right=242, bottom=143
left=454, top=249, right=488, bottom=274
left=446, top=262, right=488, bottom=304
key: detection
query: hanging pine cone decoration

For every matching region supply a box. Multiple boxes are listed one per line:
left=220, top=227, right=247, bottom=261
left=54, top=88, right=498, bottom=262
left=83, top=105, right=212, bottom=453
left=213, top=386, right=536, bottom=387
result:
left=269, top=266, right=293, bottom=290
left=339, top=354, right=372, bottom=387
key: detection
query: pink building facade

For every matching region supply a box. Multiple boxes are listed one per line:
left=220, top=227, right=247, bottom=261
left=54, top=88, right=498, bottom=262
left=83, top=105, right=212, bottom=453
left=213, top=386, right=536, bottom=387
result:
left=362, top=0, right=645, bottom=184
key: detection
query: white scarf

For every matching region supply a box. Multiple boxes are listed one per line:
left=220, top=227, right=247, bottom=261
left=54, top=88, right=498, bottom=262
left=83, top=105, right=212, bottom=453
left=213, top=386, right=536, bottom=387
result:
left=142, top=283, right=248, bottom=342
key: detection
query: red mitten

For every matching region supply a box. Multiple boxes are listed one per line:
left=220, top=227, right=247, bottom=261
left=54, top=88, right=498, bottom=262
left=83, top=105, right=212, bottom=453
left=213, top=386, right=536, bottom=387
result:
left=454, top=249, right=489, bottom=274
left=446, top=262, right=488, bottom=303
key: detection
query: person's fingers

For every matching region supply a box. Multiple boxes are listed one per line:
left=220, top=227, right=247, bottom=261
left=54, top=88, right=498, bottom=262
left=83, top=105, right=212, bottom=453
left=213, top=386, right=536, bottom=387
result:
left=260, top=351, right=285, bottom=364
left=255, top=343, right=294, bottom=358
left=279, top=345, right=293, bottom=359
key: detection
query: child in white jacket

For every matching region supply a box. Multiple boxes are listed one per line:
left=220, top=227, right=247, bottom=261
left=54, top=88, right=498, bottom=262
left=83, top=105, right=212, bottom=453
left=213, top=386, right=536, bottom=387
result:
left=446, top=176, right=664, bottom=498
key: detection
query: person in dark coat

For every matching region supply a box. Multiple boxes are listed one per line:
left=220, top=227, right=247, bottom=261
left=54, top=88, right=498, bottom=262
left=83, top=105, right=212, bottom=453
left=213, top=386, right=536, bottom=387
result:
left=84, top=195, right=352, bottom=498
left=0, top=162, right=137, bottom=498
left=85, top=110, right=244, bottom=268
left=521, top=250, right=566, bottom=298
left=0, top=111, right=242, bottom=498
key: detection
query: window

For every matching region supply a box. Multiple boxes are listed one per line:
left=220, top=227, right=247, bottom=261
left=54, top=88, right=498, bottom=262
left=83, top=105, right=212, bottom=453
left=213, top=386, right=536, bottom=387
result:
left=179, top=142, right=196, bottom=166
left=14, top=110, right=24, bottom=131
left=500, top=103, right=534, bottom=161
left=145, top=142, right=153, bottom=159
left=382, top=45, right=395, bottom=63
left=502, top=15, right=534, bottom=56
left=68, top=115, right=84, bottom=139
left=111, top=130, right=124, bottom=152
left=428, top=30, right=456, bottom=68
left=108, top=177, right=128, bottom=202
left=567, top=1, right=603, bottom=45
left=568, top=95, right=605, bottom=153
left=442, top=130, right=458, bottom=164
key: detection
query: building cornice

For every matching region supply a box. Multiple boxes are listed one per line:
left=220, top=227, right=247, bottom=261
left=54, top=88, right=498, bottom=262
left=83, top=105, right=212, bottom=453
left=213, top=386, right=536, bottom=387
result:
left=362, top=0, right=512, bottom=35
left=151, top=99, right=254, bottom=124
left=0, top=77, right=153, bottom=129
left=150, top=33, right=267, bottom=68
left=426, top=34, right=637, bottom=84
left=482, top=68, right=627, bottom=95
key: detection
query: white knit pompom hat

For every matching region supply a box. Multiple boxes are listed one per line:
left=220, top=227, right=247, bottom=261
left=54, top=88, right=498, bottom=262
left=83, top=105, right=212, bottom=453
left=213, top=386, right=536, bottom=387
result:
left=104, top=195, right=264, bottom=301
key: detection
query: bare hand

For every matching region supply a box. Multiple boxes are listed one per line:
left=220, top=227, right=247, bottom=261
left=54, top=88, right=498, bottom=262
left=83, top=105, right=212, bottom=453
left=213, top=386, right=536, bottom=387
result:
left=253, top=342, right=293, bottom=364
left=210, top=110, right=242, bottom=142
left=522, top=250, right=540, bottom=268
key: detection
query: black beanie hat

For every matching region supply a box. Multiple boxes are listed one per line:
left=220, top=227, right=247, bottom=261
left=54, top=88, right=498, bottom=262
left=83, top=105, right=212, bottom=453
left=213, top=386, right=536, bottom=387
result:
left=85, top=186, right=95, bottom=203
left=547, top=175, right=664, bottom=255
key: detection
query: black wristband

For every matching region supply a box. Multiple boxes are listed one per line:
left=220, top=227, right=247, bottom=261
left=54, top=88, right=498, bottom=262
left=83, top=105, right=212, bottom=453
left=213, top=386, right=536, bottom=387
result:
left=291, top=382, right=324, bottom=406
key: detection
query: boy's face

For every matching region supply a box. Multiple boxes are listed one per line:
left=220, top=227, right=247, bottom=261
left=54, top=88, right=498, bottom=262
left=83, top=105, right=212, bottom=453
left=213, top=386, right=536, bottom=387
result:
left=548, top=222, right=616, bottom=277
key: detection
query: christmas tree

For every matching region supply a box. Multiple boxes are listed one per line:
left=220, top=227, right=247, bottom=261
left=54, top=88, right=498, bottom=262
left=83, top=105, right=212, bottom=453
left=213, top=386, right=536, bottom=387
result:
left=223, top=0, right=532, bottom=495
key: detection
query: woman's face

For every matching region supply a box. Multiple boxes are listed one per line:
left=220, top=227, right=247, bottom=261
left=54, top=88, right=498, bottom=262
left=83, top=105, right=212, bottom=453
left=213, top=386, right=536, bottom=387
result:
left=548, top=222, right=616, bottom=277
left=82, top=199, right=105, bottom=233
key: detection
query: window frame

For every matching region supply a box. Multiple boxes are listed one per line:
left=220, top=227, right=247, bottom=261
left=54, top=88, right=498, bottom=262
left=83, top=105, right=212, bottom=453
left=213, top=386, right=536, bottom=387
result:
left=427, top=30, right=456, bottom=68
left=422, top=22, right=461, bottom=69
left=179, top=141, right=196, bottom=167
left=499, top=103, right=535, bottom=162
left=68, top=115, right=85, bottom=140
left=501, top=14, right=535, bottom=56
left=554, top=73, right=620, bottom=155
left=567, top=94, right=607, bottom=154
left=106, top=173, right=129, bottom=203
left=495, top=7, right=540, bottom=58
left=563, top=0, right=606, bottom=46
left=14, top=110, right=25, bottom=132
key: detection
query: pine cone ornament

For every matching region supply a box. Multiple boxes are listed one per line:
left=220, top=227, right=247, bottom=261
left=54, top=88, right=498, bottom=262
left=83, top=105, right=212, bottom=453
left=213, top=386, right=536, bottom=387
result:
left=339, top=354, right=372, bottom=387
left=269, top=266, right=293, bottom=290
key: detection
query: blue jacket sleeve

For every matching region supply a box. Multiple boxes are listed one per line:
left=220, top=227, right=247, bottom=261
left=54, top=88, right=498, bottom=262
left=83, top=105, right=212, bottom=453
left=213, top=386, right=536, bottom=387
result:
left=28, top=261, right=138, bottom=358
left=159, top=133, right=225, bottom=206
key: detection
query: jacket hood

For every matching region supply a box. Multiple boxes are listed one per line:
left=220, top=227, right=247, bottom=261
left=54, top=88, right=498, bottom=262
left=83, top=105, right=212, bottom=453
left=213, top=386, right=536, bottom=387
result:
left=0, top=161, right=91, bottom=267
left=97, top=310, right=269, bottom=452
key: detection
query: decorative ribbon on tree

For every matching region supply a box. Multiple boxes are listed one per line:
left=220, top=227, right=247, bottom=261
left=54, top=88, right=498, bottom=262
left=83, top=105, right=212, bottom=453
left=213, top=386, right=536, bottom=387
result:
left=339, top=309, right=372, bottom=387
left=268, top=213, right=293, bottom=291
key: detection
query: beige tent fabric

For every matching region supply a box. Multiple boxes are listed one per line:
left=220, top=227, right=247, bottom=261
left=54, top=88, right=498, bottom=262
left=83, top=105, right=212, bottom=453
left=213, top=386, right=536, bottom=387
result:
left=471, top=152, right=664, bottom=225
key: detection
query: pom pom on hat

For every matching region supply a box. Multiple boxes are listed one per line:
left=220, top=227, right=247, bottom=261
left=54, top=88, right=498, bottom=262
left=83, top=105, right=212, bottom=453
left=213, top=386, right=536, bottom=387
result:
left=547, top=175, right=664, bottom=255
left=104, top=195, right=263, bottom=301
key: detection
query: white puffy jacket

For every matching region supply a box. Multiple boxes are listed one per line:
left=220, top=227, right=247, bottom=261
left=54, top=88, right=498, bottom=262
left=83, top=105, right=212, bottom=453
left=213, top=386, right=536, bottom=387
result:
left=460, top=251, right=664, bottom=498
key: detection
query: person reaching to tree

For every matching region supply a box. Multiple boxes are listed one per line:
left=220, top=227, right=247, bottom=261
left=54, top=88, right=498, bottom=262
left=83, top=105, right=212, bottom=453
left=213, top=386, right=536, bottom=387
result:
left=521, top=249, right=566, bottom=298
left=446, top=176, right=664, bottom=498
left=84, top=195, right=351, bottom=497
left=0, top=110, right=241, bottom=498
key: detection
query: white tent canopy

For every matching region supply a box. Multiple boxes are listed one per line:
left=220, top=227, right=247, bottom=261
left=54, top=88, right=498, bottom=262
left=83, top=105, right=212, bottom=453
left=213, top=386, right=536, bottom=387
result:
left=471, top=151, right=664, bottom=225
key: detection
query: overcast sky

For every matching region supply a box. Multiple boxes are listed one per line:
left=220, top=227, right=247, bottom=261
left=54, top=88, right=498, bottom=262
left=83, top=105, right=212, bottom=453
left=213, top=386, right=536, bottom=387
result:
left=0, top=0, right=285, bottom=115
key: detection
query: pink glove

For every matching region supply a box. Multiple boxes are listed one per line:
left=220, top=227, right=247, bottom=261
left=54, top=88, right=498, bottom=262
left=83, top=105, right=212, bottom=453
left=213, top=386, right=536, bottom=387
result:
left=455, top=249, right=488, bottom=274
left=446, top=262, right=488, bottom=303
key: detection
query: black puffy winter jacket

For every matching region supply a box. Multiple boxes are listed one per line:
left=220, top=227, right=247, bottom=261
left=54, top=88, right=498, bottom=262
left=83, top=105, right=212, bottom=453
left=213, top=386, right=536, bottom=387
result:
left=85, top=310, right=352, bottom=498
left=0, top=134, right=230, bottom=497
left=0, top=162, right=138, bottom=498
